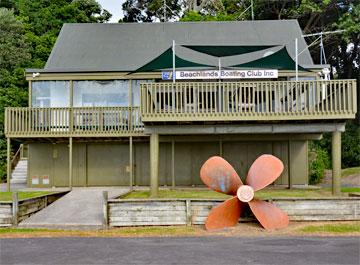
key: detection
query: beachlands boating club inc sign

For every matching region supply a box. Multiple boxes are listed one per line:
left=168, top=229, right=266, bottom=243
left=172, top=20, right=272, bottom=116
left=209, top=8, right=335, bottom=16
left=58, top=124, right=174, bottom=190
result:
left=162, top=69, right=278, bottom=80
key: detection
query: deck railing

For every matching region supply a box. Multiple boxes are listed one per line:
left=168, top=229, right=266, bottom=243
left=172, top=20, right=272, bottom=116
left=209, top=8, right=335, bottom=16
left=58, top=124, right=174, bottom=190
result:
left=5, top=107, right=144, bottom=137
left=140, top=80, right=357, bottom=122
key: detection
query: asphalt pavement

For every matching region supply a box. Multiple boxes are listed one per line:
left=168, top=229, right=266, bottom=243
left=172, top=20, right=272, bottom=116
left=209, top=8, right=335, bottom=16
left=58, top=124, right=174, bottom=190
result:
left=1, top=236, right=359, bottom=265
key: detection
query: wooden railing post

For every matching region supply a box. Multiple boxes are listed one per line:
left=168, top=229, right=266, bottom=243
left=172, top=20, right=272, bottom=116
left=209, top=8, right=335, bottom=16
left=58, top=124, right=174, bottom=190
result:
left=103, top=191, right=108, bottom=229
left=12, top=192, right=18, bottom=226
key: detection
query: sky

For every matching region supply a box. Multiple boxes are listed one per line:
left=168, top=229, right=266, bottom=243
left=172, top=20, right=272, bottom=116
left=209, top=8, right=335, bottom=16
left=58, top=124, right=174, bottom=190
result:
left=97, top=0, right=125, bottom=22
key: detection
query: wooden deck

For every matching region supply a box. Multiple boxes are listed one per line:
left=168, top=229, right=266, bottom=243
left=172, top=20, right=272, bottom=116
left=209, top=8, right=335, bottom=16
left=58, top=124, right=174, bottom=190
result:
left=140, top=80, right=357, bottom=122
left=5, top=107, right=145, bottom=138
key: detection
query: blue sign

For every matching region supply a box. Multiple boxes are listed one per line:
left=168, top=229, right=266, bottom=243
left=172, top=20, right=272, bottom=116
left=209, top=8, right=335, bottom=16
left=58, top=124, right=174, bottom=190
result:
left=162, top=72, right=172, bottom=80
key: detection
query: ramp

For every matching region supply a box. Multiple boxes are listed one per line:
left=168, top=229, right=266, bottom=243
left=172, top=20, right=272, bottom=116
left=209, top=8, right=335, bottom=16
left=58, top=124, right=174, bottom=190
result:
left=19, top=187, right=128, bottom=229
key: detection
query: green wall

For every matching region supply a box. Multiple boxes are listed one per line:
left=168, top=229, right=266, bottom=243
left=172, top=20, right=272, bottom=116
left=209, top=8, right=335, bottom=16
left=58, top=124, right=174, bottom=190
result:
left=27, top=138, right=308, bottom=187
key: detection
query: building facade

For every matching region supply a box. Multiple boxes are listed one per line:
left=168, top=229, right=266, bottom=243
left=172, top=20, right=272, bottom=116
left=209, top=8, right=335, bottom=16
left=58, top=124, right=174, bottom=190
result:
left=5, top=21, right=357, bottom=194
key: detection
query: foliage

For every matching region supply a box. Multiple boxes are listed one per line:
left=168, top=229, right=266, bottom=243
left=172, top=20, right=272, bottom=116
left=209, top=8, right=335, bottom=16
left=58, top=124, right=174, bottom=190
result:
left=341, top=167, right=360, bottom=178
left=122, top=0, right=183, bottom=22
left=342, top=120, right=360, bottom=167
left=308, top=143, right=331, bottom=184
left=313, top=120, right=360, bottom=169
left=0, top=1, right=112, bottom=182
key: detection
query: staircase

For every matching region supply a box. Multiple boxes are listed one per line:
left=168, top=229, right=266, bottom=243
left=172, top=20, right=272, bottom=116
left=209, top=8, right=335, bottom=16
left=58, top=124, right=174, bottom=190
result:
left=10, top=144, right=28, bottom=185
left=11, top=159, right=28, bottom=184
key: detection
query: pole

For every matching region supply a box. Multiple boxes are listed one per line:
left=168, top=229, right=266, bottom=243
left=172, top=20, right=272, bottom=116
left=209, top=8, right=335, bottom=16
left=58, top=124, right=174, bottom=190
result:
left=69, top=137, right=73, bottom=189
left=251, top=0, right=254, bottom=20
left=164, top=0, right=166, bottom=22
left=295, top=38, right=298, bottom=81
left=172, top=40, right=175, bottom=83
left=7, top=138, right=11, bottom=192
left=129, top=136, right=133, bottom=190
left=320, top=33, right=323, bottom=65
left=332, top=131, right=341, bottom=195
left=218, top=58, right=221, bottom=81
left=171, top=139, right=175, bottom=189
left=150, top=134, right=159, bottom=197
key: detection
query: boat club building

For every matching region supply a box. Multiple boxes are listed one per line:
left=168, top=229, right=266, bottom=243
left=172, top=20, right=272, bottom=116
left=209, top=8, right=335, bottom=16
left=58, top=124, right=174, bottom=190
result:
left=5, top=20, right=357, bottom=195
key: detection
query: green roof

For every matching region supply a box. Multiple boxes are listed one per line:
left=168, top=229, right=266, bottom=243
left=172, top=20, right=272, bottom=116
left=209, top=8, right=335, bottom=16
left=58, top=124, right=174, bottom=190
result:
left=230, top=47, right=308, bottom=71
left=135, top=48, right=213, bottom=72
left=182, top=45, right=278, bottom=57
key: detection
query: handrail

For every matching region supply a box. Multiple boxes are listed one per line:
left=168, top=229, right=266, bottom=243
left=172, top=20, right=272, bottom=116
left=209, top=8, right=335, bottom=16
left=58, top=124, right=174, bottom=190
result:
left=5, top=107, right=145, bottom=137
left=140, top=79, right=357, bottom=122
left=11, top=144, right=23, bottom=170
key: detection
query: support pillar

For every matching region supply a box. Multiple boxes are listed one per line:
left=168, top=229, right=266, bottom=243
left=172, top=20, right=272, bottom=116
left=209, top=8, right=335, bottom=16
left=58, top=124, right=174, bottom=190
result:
left=150, top=134, right=159, bottom=197
left=287, top=140, right=292, bottom=189
left=171, top=139, right=175, bottom=188
left=129, top=136, right=133, bottom=190
left=332, top=131, right=341, bottom=195
left=6, top=137, right=11, bottom=192
left=69, top=137, right=73, bottom=189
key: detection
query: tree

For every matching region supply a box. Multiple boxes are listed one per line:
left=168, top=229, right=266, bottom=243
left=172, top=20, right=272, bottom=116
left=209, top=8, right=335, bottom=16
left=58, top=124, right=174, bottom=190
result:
left=0, top=8, right=30, bottom=181
left=0, top=1, right=113, bottom=182
left=121, top=0, right=183, bottom=22
left=13, top=0, right=112, bottom=68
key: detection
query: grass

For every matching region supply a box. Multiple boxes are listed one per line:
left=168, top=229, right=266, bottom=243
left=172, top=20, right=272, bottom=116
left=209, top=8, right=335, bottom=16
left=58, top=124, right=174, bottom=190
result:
left=122, top=190, right=230, bottom=199
left=299, top=222, right=360, bottom=234
left=341, top=187, right=360, bottom=193
left=0, top=226, right=199, bottom=237
left=123, top=187, right=360, bottom=200
left=255, top=189, right=333, bottom=199
left=0, top=228, right=58, bottom=234
left=0, top=191, right=53, bottom=202
left=342, top=167, right=360, bottom=178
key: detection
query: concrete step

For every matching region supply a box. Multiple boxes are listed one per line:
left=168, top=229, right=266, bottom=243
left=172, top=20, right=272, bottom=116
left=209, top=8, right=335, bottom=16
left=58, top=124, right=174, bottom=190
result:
left=12, top=170, right=27, bottom=174
left=10, top=179, right=27, bottom=184
left=11, top=158, right=28, bottom=183
left=11, top=176, right=27, bottom=179
left=13, top=172, right=27, bottom=175
left=12, top=174, right=26, bottom=177
left=12, top=169, right=27, bottom=173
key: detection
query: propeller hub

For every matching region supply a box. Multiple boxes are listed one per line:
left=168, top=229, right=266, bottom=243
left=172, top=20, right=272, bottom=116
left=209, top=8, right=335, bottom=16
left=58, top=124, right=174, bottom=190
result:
left=237, top=185, right=254, bottom=202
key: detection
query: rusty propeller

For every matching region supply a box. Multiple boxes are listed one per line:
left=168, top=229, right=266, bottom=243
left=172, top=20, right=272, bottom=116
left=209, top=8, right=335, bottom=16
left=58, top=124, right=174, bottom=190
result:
left=200, top=155, right=289, bottom=231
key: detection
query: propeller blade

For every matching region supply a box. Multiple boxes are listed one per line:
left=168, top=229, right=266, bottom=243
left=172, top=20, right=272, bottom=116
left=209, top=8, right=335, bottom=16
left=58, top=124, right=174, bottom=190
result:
left=245, top=154, right=284, bottom=191
left=205, top=196, right=245, bottom=231
left=200, top=156, right=243, bottom=195
left=248, top=199, right=289, bottom=230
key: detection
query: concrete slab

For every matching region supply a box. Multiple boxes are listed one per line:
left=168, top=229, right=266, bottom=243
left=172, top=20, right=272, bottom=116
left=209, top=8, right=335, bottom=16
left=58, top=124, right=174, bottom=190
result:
left=19, top=187, right=129, bottom=229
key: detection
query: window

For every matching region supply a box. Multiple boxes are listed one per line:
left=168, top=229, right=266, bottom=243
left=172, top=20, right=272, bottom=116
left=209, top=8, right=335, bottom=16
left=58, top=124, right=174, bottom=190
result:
left=32, top=81, right=70, bottom=107
left=73, top=80, right=129, bottom=107
left=131, top=80, right=153, bottom=106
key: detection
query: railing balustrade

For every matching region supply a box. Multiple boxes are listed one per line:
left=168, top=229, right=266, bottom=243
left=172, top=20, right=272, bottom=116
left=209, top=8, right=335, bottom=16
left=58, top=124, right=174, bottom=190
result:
left=5, top=107, right=144, bottom=137
left=140, top=80, right=357, bottom=122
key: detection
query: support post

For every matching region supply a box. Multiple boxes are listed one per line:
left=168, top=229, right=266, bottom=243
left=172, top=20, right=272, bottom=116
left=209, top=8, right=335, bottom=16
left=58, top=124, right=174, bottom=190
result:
left=69, top=80, right=73, bottom=133
left=6, top=137, right=11, bottom=192
left=287, top=140, right=292, bottom=189
left=12, top=192, right=18, bottom=226
left=295, top=38, right=298, bottom=81
left=332, top=131, right=341, bottom=195
left=69, top=137, right=73, bottom=189
left=129, top=136, right=133, bottom=190
left=172, top=40, right=176, bottom=84
left=102, top=191, right=108, bottom=229
left=150, top=134, right=159, bottom=197
left=219, top=138, right=223, bottom=156
left=171, top=139, right=175, bottom=189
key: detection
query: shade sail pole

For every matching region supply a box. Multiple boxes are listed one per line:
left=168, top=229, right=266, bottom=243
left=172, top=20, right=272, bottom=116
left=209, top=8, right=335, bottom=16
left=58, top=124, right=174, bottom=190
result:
left=295, top=38, right=298, bottom=81
left=172, top=40, right=175, bottom=83
left=218, top=58, right=221, bottom=81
